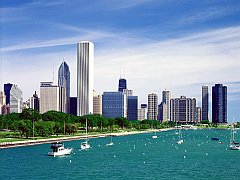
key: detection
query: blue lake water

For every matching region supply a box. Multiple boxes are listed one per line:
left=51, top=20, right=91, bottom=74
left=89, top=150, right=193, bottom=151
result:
left=1, top=129, right=240, bottom=179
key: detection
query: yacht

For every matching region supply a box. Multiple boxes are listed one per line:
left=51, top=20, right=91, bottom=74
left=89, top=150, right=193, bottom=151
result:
left=48, top=142, right=72, bottom=156
left=80, top=119, right=91, bottom=150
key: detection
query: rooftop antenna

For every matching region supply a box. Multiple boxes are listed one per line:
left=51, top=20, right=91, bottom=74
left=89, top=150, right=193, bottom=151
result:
left=53, top=64, right=54, bottom=84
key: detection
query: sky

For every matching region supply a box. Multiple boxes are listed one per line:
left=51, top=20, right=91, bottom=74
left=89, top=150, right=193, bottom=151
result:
left=1, top=0, right=240, bottom=122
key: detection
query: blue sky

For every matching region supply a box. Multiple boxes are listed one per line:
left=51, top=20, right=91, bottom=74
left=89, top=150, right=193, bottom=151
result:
left=1, top=0, right=240, bottom=122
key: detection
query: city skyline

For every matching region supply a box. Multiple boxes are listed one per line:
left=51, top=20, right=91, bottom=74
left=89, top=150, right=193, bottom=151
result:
left=1, top=0, right=240, bottom=121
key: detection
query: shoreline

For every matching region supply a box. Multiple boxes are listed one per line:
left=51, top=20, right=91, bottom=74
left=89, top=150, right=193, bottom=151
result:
left=0, top=128, right=174, bottom=149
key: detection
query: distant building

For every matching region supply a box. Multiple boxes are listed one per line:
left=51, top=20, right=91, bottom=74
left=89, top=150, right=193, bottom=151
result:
left=170, top=96, right=196, bottom=124
left=196, top=107, right=202, bottom=124
left=29, top=91, right=40, bottom=112
left=127, top=96, right=138, bottom=120
left=202, top=85, right=209, bottom=121
left=118, top=78, right=127, bottom=92
left=212, top=84, right=227, bottom=124
left=162, top=90, right=171, bottom=121
left=138, top=104, right=147, bottom=120
left=4, top=83, right=23, bottom=113
left=147, top=93, right=158, bottom=120
left=93, top=91, right=102, bottom=115
left=123, top=89, right=133, bottom=96
left=0, top=91, right=6, bottom=114
left=77, top=41, right=94, bottom=116
left=70, top=97, right=77, bottom=116
left=158, top=102, right=168, bottom=122
left=102, top=92, right=127, bottom=118
left=58, top=61, right=70, bottom=113
left=40, top=82, right=60, bottom=113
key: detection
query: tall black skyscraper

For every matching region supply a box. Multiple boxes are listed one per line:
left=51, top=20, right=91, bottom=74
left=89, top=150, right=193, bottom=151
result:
left=127, top=96, right=138, bottom=120
left=202, top=86, right=209, bottom=121
left=118, top=78, right=127, bottom=92
left=212, top=84, right=227, bottom=124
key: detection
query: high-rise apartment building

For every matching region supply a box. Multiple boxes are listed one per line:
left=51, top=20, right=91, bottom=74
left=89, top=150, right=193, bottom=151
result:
left=170, top=96, right=196, bottom=124
left=102, top=92, right=127, bottom=118
left=127, top=96, right=138, bottom=120
left=77, top=41, right=94, bottom=116
left=93, top=91, right=102, bottom=115
left=202, top=85, right=208, bottom=121
left=40, top=82, right=60, bottom=114
left=58, top=61, right=70, bottom=113
left=118, top=78, right=127, bottom=92
left=147, top=93, right=158, bottom=120
left=212, top=84, right=227, bottom=124
left=158, top=102, right=168, bottom=122
left=4, top=83, right=23, bottom=113
left=29, top=91, right=39, bottom=112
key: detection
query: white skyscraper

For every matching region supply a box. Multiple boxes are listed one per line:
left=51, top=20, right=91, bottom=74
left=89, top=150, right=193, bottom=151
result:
left=162, top=90, right=171, bottom=121
left=77, top=41, right=94, bottom=116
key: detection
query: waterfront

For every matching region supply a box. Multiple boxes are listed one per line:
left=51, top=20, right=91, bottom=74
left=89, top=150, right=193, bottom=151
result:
left=1, top=129, right=240, bottom=179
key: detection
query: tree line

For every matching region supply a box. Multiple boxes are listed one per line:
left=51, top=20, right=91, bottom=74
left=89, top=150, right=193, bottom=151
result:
left=0, top=108, right=175, bottom=139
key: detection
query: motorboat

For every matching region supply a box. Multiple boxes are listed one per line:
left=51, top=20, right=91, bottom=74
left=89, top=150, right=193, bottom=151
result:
left=177, top=128, right=184, bottom=144
left=230, top=123, right=240, bottom=150
left=48, top=142, right=72, bottom=156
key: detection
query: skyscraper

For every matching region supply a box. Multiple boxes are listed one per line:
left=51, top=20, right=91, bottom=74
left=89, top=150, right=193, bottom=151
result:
left=70, top=97, right=77, bottom=116
left=127, top=96, right=138, bottom=120
left=77, top=41, right=94, bottom=116
left=118, top=78, right=127, bottom=92
left=202, top=85, right=208, bottom=121
left=102, top=92, right=127, bottom=118
left=212, top=84, right=227, bottom=124
left=29, top=91, right=39, bottom=112
left=58, top=61, right=70, bottom=113
left=147, top=93, right=158, bottom=120
left=162, top=90, right=171, bottom=121
left=40, top=82, right=60, bottom=114
left=170, top=96, right=196, bottom=124
left=4, top=83, right=23, bottom=113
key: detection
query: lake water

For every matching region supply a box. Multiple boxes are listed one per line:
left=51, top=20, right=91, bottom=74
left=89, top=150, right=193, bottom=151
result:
left=1, top=129, right=240, bottom=179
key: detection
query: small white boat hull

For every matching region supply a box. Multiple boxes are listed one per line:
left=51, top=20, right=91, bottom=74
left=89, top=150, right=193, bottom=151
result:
left=81, top=142, right=91, bottom=150
left=230, top=145, right=240, bottom=150
left=48, top=148, right=72, bottom=156
left=106, top=142, right=114, bottom=146
left=177, top=140, right=184, bottom=144
left=152, top=135, right=158, bottom=139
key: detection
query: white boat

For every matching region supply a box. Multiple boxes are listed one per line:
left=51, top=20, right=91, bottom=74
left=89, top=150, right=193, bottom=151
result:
left=106, top=127, right=114, bottom=146
left=80, top=119, right=91, bottom=150
left=230, top=124, right=240, bottom=150
left=152, top=131, right=158, bottom=139
left=48, top=142, right=72, bottom=156
left=177, top=128, right=184, bottom=144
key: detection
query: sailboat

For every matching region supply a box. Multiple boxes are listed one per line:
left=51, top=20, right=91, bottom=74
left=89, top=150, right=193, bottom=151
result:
left=177, top=128, right=183, bottom=144
left=229, top=123, right=240, bottom=150
left=106, top=126, right=114, bottom=146
left=151, top=120, right=158, bottom=139
left=80, top=119, right=91, bottom=150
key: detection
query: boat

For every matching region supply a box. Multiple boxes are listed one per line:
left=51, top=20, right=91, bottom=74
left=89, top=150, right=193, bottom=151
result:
left=177, top=128, right=183, bottom=144
left=151, top=121, right=158, bottom=139
left=152, top=131, right=158, bottom=139
left=106, top=126, right=114, bottom=146
left=48, top=142, right=72, bottom=156
left=80, top=119, right=91, bottom=150
left=211, top=138, right=220, bottom=141
left=230, top=124, right=240, bottom=150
